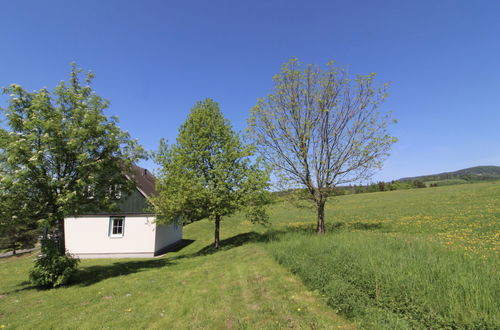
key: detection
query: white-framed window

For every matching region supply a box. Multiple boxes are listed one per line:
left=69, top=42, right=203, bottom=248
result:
left=109, top=184, right=122, bottom=199
left=86, top=185, right=95, bottom=199
left=109, top=217, right=125, bottom=237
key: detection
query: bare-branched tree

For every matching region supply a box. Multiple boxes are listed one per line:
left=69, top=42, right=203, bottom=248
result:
left=248, top=58, right=397, bottom=233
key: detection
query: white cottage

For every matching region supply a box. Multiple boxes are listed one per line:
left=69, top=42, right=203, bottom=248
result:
left=64, top=165, right=182, bottom=258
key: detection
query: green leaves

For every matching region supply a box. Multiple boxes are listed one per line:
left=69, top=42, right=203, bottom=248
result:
left=248, top=58, right=397, bottom=232
left=152, top=99, right=271, bottom=246
left=0, top=64, right=146, bottom=252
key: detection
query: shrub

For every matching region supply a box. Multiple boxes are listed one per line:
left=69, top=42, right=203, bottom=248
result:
left=377, top=181, right=386, bottom=191
left=29, top=239, right=79, bottom=288
left=412, top=180, right=426, bottom=188
left=391, top=181, right=413, bottom=190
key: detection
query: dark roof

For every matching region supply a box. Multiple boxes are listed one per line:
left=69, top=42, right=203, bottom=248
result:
left=130, top=165, right=158, bottom=197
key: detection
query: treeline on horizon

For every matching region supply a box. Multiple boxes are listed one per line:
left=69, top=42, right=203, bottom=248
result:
left=276, top=166, right=500, bottom=198
left=275, top=180, right=426, bottom=198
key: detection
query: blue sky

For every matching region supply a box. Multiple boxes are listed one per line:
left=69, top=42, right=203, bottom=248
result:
left=1, top=0, right=499, bottom=182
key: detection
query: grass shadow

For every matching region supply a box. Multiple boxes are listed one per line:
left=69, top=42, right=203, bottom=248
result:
left=154, top=239, right=196, bottom=257
left=3, top=254, right=179, bottom=293
left=350, top=221, right=384, bottom=230
left=172, top=230, right=285, bottom=260
left=165, top=239, right=196, bottom=252
left=284, top=221, right=386, bottom=233
left=0, top=281, right=39, bottom=295
left=195, top=232, right=274, bottom=256
left=72, top=258, right=175, bottom=287
left=181, top=221, right=386, bottom=259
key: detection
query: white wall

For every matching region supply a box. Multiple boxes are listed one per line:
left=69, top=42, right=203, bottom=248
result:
left=154, top=220, right=183, bottom=254
left=65, top=215, right=157, bottom=258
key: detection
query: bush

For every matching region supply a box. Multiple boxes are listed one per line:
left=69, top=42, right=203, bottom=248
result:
left=391, top=181, right=413, bottom=190
left=412, top=180, right=426, bottom=188
left=29, top=239, right=79, bottom=288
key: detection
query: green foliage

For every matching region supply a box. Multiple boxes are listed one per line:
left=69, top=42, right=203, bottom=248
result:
left=390, top=180, right=414, bottom=190
left=152, top=99, right=271, bottom=247
left=412, top=180, right=426, bottom=188
left=0, top=170, right=40, bottom=253
left=399, top=165, right=500, bottom=183
left=248, top=58, right=397, bottom=232
left=269, top=232, right=499, bottom=329
left=377, top=181, right=386, bottom=191
left=0, top=64, right=146, bottom=253
left=0, top=216, right=38, bottom=253
left=426, top=179, right=469, bottom=187
left=0, top=181, right=497, bottom=328
left=29, top=239, right=79, bottom=288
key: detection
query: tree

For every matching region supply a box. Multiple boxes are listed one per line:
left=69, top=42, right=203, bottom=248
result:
left=0, top=183, right=40, bottom=255
left=152, top=99, right=270, bottom=249
left=248, top=58, right=397, bottom=233
left=0, top=128, right=41, bottom=254
left=0, top=64, right=145, bottom=255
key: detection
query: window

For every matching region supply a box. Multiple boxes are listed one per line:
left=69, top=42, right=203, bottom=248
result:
left=109, top=217, right=125, bottom=237
left=86, top=185, right=95, bottom=199
left=109, top=184, right=122, bottom=199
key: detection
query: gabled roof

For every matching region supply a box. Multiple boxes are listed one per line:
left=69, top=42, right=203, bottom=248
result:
left=129, top=165, right=158, bottom=197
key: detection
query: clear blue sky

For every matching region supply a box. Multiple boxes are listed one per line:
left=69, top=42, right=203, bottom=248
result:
left=1, top=0, right=499, bottom=182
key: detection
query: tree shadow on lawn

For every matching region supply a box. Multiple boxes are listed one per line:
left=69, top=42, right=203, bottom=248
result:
left=194, top=231, right=278, bottom=256
left=72, top=239, right=197, bottom=287
left=153, top=239, right=196, bottom=257
left=3, top=240, right=197, bottom=292
left=0, top=281, right=38, bottom=295
left=72, top=257, right=175, bottom=287
left=5, top=223, right=384, bottom=292
left=184, top=220, right=386, bottom=258
left=5, top=258, right=177, bottom=293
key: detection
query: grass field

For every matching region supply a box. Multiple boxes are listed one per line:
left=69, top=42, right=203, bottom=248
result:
left=269, top=181, right=499, bottom=257
left=0, top=218, right=352, bottom=328
left=266, top=181, right=499, bottom=328
left=0, top=181, right=498, bottom=328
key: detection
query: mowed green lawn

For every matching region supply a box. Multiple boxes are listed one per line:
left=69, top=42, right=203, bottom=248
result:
left=1, top=181, right=498, bottom=328
left=0, top=216, right=352, bottom=328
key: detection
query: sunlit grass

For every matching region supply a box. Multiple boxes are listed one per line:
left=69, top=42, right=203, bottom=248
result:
left=0, top=220, right=353, bottom=329
left=268, top=181, right=500, bottom=257
left=0, top=181, right=498, bottom=328
left=263, top=181, right=500, bottom=328
left=268, top=232, right=499, bottom=329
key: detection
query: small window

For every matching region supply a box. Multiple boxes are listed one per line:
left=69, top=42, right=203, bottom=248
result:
left=109, top=185, right=122, bottom=199
left=86, top=185, right=95, bottom=199
left=109, top=217, right=125, bottom=237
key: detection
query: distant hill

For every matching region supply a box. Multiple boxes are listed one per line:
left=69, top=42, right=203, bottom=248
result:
left=399, top=166, right=500, bottom=183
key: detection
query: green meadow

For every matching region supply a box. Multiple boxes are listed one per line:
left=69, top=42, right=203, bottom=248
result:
left=1, top=181, right=498, bottom=328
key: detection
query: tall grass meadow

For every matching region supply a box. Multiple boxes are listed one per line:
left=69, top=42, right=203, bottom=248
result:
left=268, top=231, right=499, bottom=329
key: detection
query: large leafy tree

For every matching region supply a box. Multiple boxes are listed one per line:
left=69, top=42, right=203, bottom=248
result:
left=0, top=128, right=40, bottom=254
left=0, top=65, right=145, bottom=254
left=152, top=99, right=270, bottom=249
left=0, top=189, right=40, bottom=254
left=248, top=58, right=397, bottom=233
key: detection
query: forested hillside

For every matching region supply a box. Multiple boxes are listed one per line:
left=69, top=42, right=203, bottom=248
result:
left=399, top=165, right=500, bottom=183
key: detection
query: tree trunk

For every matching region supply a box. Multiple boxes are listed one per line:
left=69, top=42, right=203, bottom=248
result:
left=316, top=199, right=326, bottom=233
left=214, top=215, right=221, bottom=249
left=12, top=242, right=16, bottom=255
